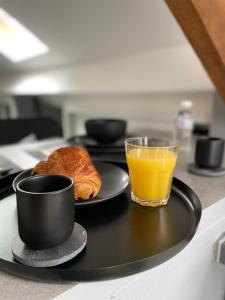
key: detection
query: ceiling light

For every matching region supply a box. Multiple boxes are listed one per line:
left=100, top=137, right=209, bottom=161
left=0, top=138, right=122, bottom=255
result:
left=0, top=8, right=49, bottom=63
left=15, top=76, right=61, bottom=94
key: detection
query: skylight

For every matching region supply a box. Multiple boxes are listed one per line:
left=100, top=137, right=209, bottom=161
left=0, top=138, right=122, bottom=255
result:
left=0, top=8, right=49, bottom=63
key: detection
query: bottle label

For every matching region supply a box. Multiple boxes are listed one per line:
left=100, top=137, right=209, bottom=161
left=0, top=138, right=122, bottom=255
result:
left=176, top=117, right=193, bottom=130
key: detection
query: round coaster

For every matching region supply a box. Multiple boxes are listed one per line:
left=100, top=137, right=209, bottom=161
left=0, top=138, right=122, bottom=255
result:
left=188, top=163, right=225, bottom=177
left=11, top=222, right=87, bottom=267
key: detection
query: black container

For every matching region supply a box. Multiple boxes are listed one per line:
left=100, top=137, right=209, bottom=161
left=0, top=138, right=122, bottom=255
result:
left=85, top=119, right=127, bottom=144
left=195, top=137, right=224, bottom=168
left=16, top=175, right=74, bottom=250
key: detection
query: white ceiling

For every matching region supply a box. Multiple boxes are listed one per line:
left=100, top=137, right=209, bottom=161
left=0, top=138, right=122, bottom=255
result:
left=0, top=0, right=187, bottom=74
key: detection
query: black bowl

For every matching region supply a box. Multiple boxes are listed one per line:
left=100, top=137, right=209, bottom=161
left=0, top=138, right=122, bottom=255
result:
left=85, top=119, right=127, bottom=144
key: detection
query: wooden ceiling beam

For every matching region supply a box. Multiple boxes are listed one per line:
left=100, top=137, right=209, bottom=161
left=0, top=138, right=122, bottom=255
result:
left=165, top=0, right=225, bottom=101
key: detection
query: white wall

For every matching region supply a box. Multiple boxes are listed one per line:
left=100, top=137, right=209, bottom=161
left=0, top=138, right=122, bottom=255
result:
left=0, top=43, right=215, bottom=136
left=58, top=91, right=214, bottom=137
left=0, top=45, right=213, bottom=95
left=210, top=93, right=225, bottom=139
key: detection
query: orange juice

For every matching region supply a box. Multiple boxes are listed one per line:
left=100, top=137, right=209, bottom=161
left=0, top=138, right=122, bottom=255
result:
left=126, top=148, right=177, bottom=202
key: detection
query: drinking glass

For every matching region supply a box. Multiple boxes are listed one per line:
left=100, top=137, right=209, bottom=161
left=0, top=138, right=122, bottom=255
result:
left=125, top=137, right=179, bottom=207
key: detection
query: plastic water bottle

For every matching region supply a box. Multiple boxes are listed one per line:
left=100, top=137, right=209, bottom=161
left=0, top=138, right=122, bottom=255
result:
left=174, top=100, right=194, bottom=151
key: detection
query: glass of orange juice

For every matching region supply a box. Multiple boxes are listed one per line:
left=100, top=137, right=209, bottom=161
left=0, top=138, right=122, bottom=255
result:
left=125, top=137, right=179, bottom=207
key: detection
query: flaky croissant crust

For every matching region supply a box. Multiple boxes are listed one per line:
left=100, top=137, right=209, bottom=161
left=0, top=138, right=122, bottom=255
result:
left=32, top=146, right=101, bottom=201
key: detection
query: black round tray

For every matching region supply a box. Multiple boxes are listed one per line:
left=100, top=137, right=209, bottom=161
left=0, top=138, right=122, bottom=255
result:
left=0, top=168, right=201, bottom=282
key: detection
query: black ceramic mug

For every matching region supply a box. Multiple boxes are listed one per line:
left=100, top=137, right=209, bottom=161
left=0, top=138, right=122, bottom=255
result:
left=16, top=174, right=74, bottom=249
left=195, top=137, right=225, bottom=169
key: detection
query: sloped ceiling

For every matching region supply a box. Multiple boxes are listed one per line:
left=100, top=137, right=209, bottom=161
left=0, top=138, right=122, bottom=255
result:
left=0, top=0, right=187, bottom=74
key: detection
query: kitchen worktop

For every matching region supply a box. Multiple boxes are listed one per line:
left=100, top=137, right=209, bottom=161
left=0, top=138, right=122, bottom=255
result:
left=174, top=150, right=225, bottom=209
left=0, top=138, right=224, bottom=300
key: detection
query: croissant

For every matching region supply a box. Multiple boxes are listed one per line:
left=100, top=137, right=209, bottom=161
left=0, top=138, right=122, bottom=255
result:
left=32, top=146, right=101, bottom=201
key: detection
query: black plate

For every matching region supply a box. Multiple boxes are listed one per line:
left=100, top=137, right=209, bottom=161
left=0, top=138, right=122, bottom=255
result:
left=12, top=162, right=129, bottom=207
left=0, top=156, right=21, bottom=180
left=0, top=169, right=201, bottom=282
left=0, top=157, right=21, bottom=200
left=0, top=171, right=21, bottom=201
left=67, top=135, right=127, bottom=152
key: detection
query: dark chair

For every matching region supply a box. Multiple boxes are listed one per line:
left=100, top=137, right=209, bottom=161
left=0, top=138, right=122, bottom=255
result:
left=0, top=117, right=63, bottom=145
